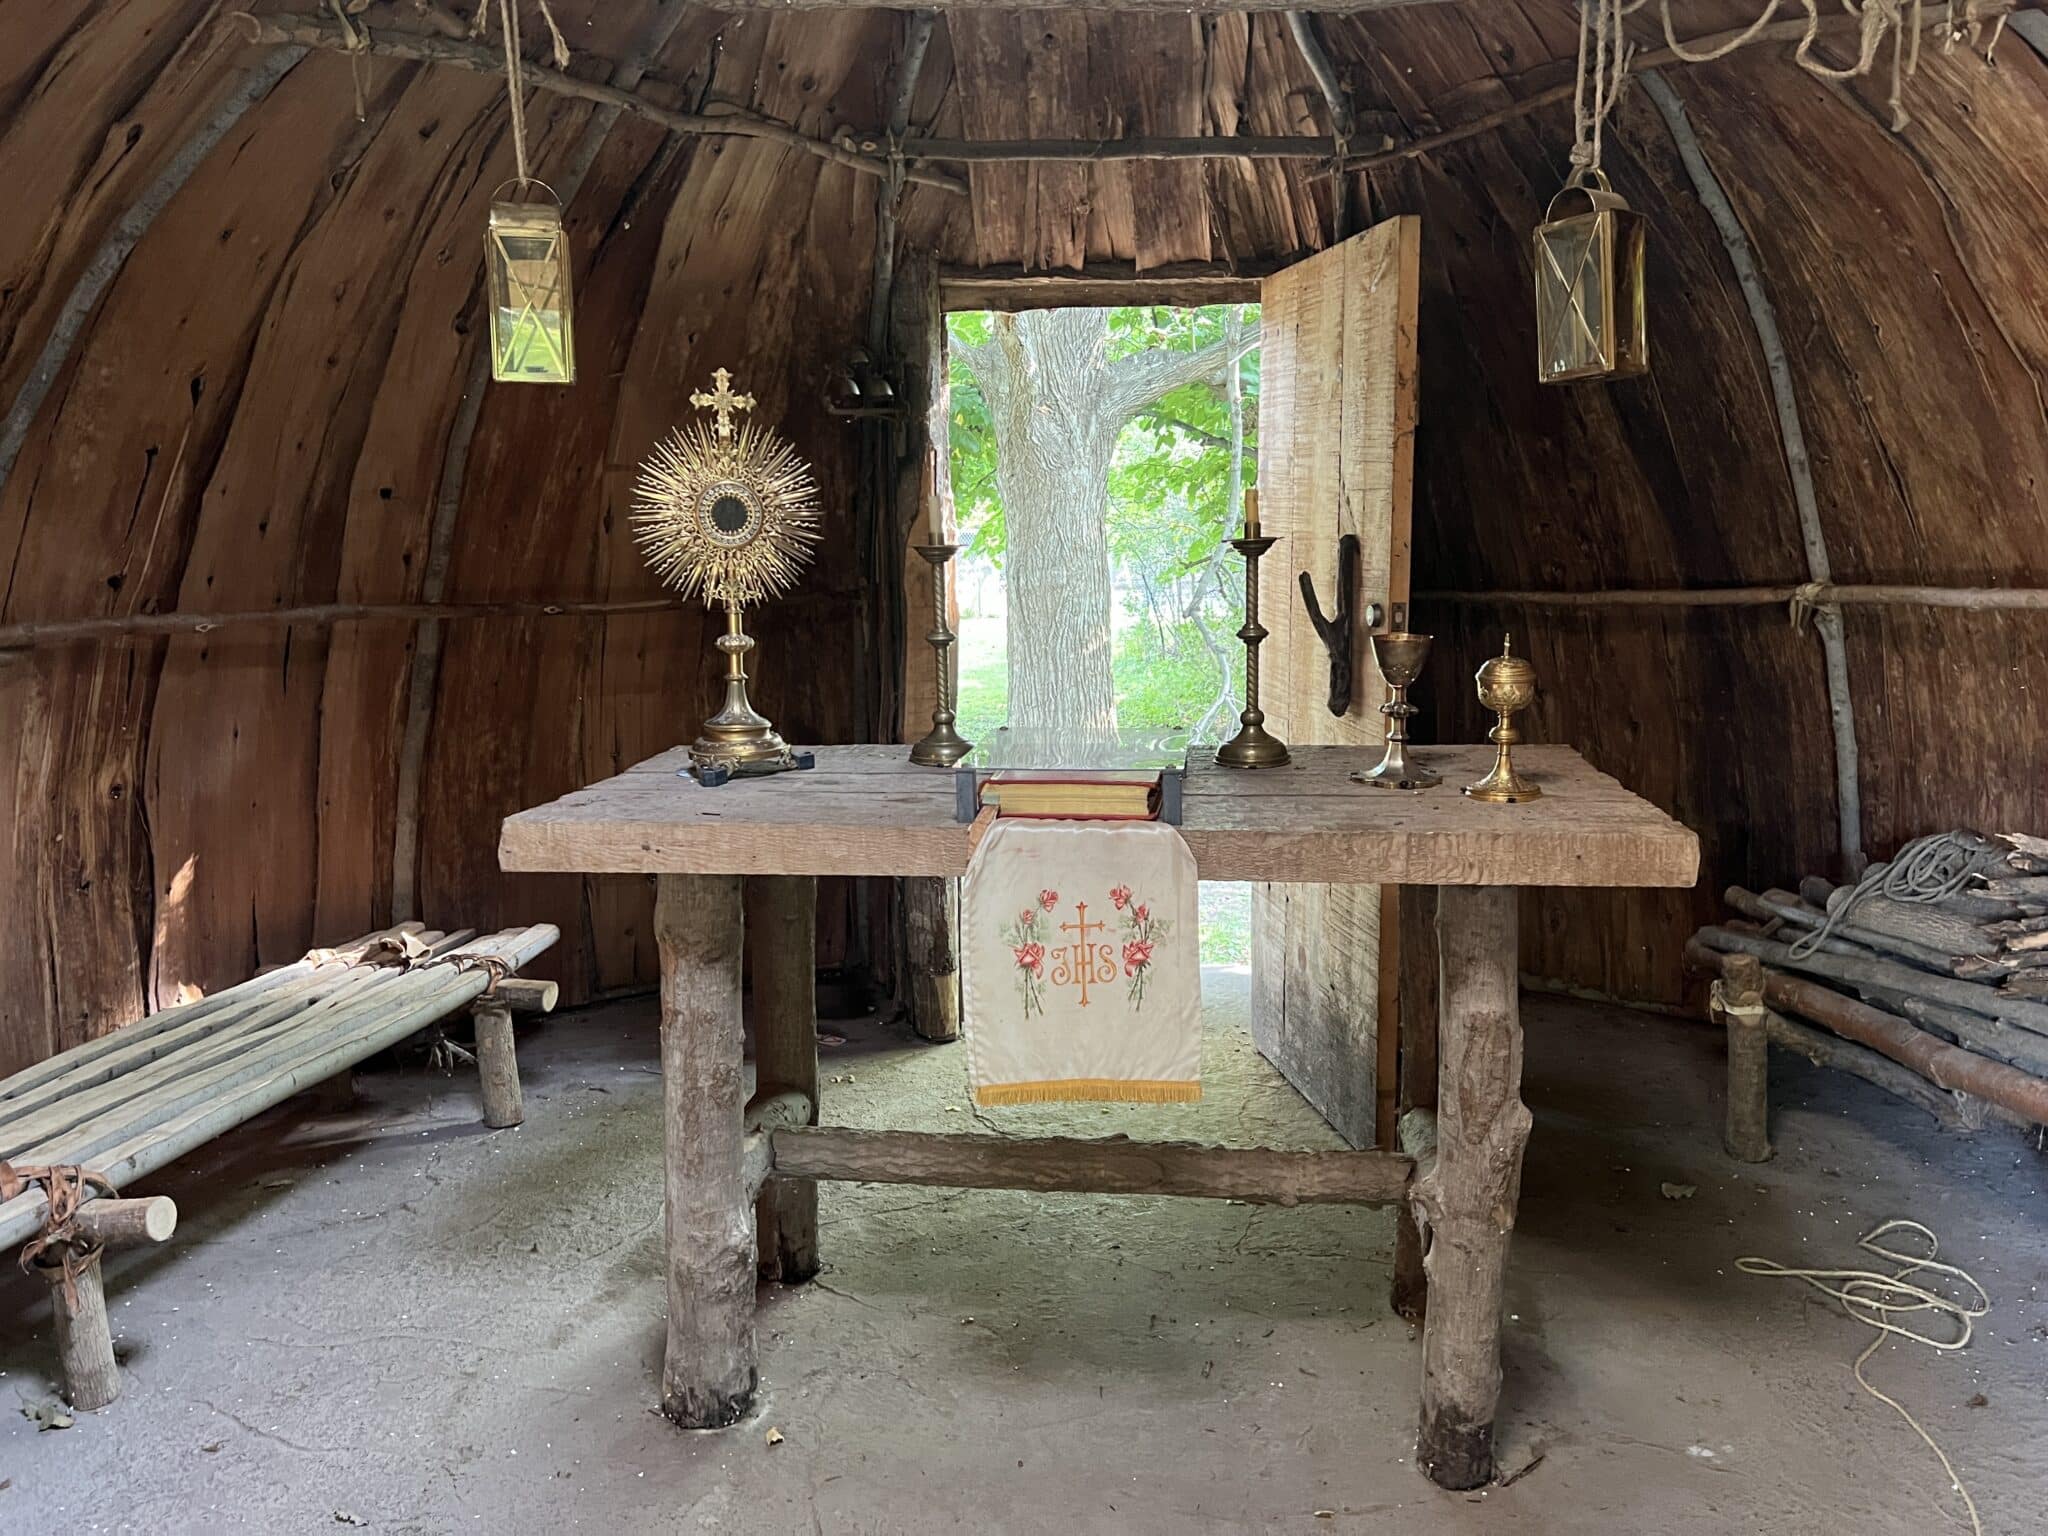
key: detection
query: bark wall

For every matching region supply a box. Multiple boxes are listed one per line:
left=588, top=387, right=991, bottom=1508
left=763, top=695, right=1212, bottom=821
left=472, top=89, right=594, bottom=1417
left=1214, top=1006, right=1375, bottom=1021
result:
left=0, top=3, right=893, bottom=1075
left=0, top=2, right=2042, bottom=1073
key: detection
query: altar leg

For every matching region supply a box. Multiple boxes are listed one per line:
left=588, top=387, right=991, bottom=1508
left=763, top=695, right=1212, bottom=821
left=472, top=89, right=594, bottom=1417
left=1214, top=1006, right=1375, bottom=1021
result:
left=1412, top=884, right=1532, bottom=1490
left=748, top=874, right=820, bottom=1282
left=1391, top=884, right=1440, bottom=1322
left=655, top=873, right=755, bottom=1428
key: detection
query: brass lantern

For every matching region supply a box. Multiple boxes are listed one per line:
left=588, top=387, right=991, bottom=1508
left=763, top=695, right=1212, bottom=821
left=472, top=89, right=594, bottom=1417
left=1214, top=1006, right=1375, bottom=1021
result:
left=486, top=186, right=575, bottom=385
left=1533, top=168, right=1647, bottom=385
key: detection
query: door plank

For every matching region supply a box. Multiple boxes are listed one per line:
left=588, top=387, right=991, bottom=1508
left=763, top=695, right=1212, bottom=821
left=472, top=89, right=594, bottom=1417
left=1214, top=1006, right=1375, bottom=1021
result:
left=1249, top=214, right=1420, bottom=1148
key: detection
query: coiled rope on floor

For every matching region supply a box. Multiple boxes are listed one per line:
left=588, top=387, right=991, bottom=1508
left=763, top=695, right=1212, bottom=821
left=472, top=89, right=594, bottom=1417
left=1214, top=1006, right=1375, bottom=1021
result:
left=1739, top=1219, right=1989, bottom=1536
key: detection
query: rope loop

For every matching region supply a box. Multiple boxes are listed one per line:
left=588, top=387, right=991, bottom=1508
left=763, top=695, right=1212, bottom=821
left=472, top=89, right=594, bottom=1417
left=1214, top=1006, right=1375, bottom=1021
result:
left=5, top=1161, right=118, bottom=1309
left=1739, top=1220, right=1988, bottom=1536
left=1786, top=829, right=2009, bottom=960
left=444, top=952, right=513, bottom=998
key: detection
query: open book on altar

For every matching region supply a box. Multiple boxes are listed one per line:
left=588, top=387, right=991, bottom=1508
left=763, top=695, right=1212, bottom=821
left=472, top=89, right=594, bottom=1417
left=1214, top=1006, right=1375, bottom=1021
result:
left=953, top=727, right=1189, bottom=825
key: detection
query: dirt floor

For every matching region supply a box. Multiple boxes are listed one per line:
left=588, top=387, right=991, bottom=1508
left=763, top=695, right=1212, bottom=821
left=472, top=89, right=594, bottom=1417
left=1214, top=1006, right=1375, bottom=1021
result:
left=3, top=971, right=2045, bottom=1534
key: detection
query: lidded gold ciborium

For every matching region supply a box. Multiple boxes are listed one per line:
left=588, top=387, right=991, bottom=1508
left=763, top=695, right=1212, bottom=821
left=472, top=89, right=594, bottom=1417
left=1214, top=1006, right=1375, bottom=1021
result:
left=1352, top=626, right=1439, bottom=791
left=1463, top=633, right=1541, bottom=804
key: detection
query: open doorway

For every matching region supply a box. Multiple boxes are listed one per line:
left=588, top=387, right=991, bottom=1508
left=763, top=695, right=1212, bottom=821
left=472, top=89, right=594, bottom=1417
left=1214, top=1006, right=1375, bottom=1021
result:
left=942, top=303, right=1259, bottom=963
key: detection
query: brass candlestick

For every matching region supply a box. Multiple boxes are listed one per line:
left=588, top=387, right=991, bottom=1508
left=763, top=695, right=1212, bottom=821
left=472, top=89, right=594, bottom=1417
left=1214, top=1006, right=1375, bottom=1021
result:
left=1352, top=626, right=1440, bottom=790
left=909, top=543, right=973, bottom=767
left=1215, top=535, right=1289, bottom=769
left=1463, top=632, right=1541, bottom=803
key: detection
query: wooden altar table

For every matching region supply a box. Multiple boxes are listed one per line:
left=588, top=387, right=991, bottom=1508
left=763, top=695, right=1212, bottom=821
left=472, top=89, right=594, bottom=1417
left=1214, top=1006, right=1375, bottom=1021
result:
left=500, top=743, right=1698, bottom=1490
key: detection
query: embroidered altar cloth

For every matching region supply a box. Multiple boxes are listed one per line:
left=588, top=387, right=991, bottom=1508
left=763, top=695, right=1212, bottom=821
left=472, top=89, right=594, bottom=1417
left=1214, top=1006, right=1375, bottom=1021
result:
left=962, top=818, right=1200, bottom=1106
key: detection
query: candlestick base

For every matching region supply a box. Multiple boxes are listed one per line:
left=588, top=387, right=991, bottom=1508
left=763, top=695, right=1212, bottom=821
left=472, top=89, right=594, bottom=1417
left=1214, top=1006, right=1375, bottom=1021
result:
left=909, top=719, right=974, bottom=768
left=1215, top=714, right=1291, bottom=770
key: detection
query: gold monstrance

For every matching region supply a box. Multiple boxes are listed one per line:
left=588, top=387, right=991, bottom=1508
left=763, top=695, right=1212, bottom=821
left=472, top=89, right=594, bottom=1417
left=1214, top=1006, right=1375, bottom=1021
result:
left=632, top=370, right=822, bottom=785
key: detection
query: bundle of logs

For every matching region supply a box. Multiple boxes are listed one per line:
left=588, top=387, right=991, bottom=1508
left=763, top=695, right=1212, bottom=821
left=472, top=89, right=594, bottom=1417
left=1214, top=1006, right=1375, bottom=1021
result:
left=1687, top=831, right=2048, bottom=1155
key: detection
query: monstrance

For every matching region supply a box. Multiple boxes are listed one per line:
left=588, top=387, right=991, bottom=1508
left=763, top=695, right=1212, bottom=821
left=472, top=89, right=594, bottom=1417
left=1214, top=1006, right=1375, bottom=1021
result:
left=632, top=369, right=821, bottom=785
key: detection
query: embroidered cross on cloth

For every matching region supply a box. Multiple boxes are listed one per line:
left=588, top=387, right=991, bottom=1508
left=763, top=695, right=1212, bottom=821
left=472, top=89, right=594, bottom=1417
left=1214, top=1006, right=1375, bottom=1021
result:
left=962, top=818, right=1201, bottom=1106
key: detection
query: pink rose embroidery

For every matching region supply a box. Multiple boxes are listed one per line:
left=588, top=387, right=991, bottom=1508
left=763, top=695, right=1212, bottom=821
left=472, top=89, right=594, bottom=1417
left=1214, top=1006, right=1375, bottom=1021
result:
left=1015, top=942, right=1045, bottom=974
left=1039, top=889, right=1060, bottom=911
left=1110, top=885, right=1132, bottom=910
left=1122, top=938, right=1154, bottom=976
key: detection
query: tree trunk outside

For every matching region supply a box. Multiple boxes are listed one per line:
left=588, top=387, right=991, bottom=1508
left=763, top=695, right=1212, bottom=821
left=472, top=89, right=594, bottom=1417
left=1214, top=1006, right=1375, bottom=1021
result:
left=984, top=310, right=1121, bottom=732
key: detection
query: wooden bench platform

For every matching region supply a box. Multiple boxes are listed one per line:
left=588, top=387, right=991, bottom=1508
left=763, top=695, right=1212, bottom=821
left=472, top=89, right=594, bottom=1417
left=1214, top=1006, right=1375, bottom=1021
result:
left=0, top=921, right=559, bottom=1412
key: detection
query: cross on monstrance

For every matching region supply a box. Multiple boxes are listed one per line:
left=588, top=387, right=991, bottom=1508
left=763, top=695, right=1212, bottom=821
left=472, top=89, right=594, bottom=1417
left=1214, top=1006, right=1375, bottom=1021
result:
left=690, top=368, right=757, bottom=442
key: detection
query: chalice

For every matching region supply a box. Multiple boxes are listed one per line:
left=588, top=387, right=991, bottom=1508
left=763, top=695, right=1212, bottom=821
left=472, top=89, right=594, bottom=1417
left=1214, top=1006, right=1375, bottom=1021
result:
left=1463, top=633, right=1541, bottom=803
left=1352, top=630, right=1439, bottom=790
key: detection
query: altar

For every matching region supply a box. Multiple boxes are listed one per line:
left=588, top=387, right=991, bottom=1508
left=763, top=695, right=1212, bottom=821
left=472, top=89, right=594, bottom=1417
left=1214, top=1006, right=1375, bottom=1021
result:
left=500, top=742, right=1697, bottom=1490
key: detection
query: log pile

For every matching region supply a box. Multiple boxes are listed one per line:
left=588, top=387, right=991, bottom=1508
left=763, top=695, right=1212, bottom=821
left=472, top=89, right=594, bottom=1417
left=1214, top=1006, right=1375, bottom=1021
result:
left=1689, top=831, right=2048, bottom=1140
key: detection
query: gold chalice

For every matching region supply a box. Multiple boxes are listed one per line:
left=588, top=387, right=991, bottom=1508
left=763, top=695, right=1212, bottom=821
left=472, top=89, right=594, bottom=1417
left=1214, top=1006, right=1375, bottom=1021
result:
left=1351, top=631, right=1439, bottom=790
left=1463, top=633, right=1541, bottom=803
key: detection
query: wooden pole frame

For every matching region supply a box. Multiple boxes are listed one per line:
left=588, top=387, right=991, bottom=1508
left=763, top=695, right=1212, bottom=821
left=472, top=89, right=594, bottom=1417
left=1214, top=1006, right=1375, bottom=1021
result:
left=236, top=13, right=969, bottom=196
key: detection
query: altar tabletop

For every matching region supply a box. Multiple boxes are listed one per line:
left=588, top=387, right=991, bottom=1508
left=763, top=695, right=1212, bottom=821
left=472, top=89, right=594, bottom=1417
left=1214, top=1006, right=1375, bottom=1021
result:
left=499, top=743, right=1699, bottom=888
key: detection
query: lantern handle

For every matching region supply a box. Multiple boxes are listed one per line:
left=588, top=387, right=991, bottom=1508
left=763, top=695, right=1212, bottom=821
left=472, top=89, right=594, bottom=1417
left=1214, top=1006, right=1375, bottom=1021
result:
left=1543, top=166, right=1630, bottom=222
left=490, top=178, right=565, bottom=209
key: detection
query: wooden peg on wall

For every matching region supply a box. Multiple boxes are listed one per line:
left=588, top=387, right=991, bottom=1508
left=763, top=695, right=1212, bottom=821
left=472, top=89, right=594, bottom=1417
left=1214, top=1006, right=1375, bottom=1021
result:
left=1298, top=533, right=1361, bottom=716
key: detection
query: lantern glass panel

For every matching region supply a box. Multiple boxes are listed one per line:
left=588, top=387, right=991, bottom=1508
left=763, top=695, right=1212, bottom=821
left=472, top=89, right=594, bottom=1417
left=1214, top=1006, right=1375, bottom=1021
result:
left=1534, top=184, right=1647, bottom=384
left=487, top=201, right=576, bottom=385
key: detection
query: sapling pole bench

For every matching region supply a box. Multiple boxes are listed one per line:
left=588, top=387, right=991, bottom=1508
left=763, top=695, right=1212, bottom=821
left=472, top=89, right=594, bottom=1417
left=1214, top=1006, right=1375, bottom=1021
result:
left=0, top=921, right=559, bottom=1410
left=501, top=743, right=1697, bottom=1489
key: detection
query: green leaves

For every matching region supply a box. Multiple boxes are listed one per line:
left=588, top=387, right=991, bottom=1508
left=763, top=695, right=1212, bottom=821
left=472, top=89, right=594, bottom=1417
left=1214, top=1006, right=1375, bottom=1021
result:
left=945, top=303, right=1258, bottom=570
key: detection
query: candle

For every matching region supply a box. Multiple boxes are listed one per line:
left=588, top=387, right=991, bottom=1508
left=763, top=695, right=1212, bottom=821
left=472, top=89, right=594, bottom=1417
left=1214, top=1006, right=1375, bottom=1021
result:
left=1243, top=487, right=1261, bottom=540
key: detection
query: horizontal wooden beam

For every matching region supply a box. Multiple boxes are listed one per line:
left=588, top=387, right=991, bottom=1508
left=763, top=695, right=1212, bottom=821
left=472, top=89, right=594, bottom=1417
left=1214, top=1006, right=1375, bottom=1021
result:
left=887, top=135, right=1366, bottom=163
left=0, top=591, right=857, bottom=652
left=234, top=13, right=968, bottom=195
left=1415, top=584, right=2048, bottom=612
left=769, top=1125, right=1414, bottom=1205
left=940, top=261, right=1273, bottom=312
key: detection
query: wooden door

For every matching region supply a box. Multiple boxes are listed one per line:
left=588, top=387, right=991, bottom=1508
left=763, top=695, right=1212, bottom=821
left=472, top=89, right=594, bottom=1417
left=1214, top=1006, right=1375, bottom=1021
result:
left=1249, top=215, right=1419, bottom=1149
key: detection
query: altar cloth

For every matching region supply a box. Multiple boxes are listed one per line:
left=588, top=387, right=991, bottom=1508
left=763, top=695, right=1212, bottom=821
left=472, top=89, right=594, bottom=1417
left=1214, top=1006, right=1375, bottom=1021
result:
left=961, top=818, right=1201, bottom=1106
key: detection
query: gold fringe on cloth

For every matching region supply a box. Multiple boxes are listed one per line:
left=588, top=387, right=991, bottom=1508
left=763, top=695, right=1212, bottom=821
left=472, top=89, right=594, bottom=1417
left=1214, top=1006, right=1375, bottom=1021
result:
left=974, top=1078, right=1202, bottom=1107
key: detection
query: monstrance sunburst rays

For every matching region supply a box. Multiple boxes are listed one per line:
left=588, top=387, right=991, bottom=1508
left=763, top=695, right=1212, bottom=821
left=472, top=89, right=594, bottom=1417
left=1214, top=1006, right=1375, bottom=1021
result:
left=629, top=369, right=822, bottom=784
left=630, top=383, right=821, bottom=609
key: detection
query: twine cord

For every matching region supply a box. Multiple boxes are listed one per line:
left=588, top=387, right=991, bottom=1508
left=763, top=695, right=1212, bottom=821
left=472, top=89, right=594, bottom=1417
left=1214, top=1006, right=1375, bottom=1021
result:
left=3, top=1161, right=118, bottom=1309
left=480, top=0, right=570, bottom=191
left=1739, top=1220, right=1987, bottom=1536
left=1570, top=0, right=1633, bottom=173
left=498, top=0, right=530, bottom=189
left=1786, top=829, right=2009, bottom=959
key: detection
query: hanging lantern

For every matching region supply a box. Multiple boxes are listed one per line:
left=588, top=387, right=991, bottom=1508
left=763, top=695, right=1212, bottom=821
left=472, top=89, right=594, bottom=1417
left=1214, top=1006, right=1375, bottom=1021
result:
left=1532, top=168, right=1647, bottom=385
left=486, top=185, right=575, bottom=385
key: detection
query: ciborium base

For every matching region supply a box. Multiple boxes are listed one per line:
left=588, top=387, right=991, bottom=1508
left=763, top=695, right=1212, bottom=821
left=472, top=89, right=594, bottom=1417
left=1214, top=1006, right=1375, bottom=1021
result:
left=1461, top=734, right=1541, bottom=804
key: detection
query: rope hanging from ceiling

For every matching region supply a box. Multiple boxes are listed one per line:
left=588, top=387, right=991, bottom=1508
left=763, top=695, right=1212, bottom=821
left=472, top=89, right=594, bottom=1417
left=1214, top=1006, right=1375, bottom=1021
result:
left=1578, top=1, right=2010, bottom=137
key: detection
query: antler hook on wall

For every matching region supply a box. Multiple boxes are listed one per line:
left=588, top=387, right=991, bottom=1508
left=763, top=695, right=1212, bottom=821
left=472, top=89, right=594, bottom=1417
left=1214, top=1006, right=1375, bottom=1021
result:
left=1298, top=534, right=1362, bottom=717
